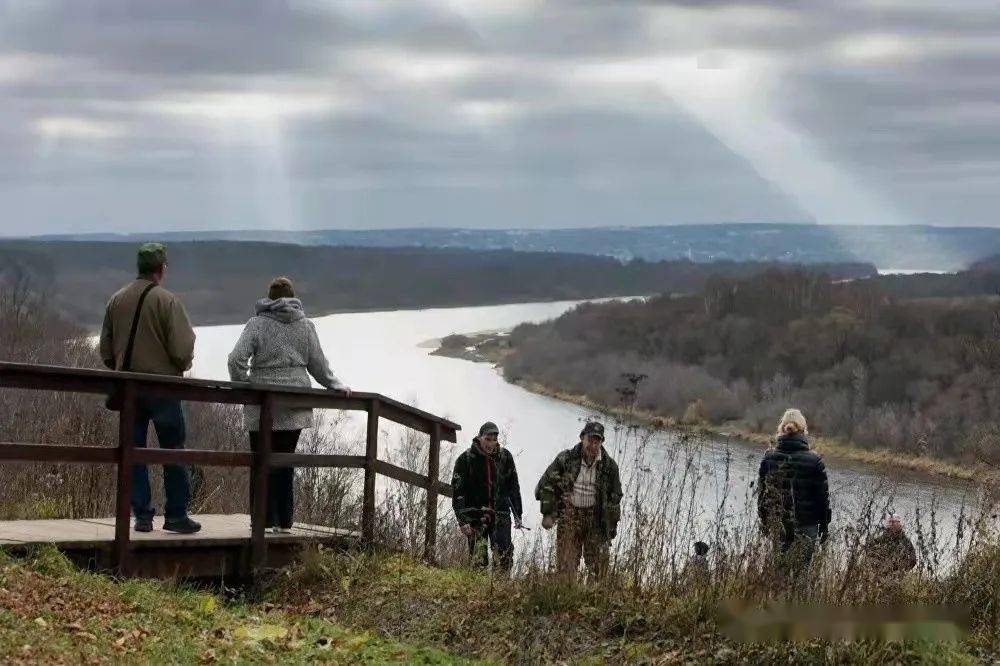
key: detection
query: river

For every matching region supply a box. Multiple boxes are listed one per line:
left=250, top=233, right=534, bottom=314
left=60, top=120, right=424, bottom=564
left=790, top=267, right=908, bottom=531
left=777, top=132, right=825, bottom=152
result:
left=189, top=299, right=978, bottom=560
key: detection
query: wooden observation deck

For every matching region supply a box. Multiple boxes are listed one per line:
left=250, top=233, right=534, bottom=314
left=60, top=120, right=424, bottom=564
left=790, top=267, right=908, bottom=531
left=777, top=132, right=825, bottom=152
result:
left=0, top=362, right=460, bottom=580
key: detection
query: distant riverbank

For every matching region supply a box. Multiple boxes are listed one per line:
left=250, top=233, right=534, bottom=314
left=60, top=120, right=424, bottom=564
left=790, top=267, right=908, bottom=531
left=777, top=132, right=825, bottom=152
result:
left=433, top=331, right=991, bottom=487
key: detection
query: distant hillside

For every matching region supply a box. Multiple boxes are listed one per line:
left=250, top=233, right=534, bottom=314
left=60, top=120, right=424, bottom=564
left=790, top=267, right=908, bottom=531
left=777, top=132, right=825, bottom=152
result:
left=871, top=255, right=1000, bottom=300
left=0, top=240, right=874, bottom=328
left=30, top=223, right=1000, bottom=271
left=970, top=254, right=1000, bottom=273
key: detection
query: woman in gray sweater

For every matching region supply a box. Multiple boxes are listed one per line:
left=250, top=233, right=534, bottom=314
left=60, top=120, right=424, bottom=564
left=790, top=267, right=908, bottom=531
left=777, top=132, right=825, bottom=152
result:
left=228, top=277, right=349, bottom=532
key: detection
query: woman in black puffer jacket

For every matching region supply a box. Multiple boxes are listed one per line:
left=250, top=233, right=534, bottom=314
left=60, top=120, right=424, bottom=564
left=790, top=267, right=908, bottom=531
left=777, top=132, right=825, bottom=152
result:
left=757, top=408, right=831, bottom=564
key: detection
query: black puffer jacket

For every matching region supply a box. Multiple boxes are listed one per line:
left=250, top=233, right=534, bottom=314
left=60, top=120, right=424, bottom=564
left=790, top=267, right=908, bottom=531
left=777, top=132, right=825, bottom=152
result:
left=757, top=434, right=831, bottom=536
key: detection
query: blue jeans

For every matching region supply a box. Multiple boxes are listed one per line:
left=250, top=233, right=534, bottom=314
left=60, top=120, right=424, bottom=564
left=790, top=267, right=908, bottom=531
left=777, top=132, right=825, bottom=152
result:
left=132, top=396, right=190, bottom=522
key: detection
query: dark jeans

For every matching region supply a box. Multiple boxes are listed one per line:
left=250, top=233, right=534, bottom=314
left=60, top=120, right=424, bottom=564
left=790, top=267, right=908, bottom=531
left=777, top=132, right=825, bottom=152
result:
left=132, top=396, right=189, bottom=522
left=468, top=513, right=514, bottom=573
left=775, top=524, right=820, bottom=596
left=249, top=429, right=301, bottom=528
left=778, top=523, right=820, bottom=567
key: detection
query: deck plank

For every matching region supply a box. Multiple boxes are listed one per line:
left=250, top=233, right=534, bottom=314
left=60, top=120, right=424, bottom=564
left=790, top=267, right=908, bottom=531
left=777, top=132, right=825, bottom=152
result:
left=0, top=514, right=359, bottom=549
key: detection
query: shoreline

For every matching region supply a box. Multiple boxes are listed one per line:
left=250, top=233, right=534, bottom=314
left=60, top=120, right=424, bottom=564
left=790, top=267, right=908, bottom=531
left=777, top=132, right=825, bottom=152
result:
left=432, top=333, right=992, bottom=487
left=514, top=379, right=986, bottom=487
left=424, top=329, right=515, bottom=361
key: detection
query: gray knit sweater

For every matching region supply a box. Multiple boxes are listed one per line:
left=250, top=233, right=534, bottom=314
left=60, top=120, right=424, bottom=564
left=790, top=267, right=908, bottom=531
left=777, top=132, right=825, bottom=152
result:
left=227, top=298, right=346, bottom=431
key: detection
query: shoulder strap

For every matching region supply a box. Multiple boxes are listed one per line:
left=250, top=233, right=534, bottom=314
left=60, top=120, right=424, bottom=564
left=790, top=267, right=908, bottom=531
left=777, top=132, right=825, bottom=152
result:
left=120, top=283, right=157, bottom=371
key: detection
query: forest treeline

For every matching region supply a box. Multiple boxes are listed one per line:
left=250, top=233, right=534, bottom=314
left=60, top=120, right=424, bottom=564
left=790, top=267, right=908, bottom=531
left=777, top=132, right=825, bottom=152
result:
left=872, top=256, right=1000, bottom=300
left=0, top=240, right=873, bottom=327
left=502, top=263, right=1000, bottom=462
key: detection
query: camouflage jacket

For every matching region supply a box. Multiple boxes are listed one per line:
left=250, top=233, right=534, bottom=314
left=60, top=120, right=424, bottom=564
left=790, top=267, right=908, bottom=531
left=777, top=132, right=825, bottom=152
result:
left=534, top=443, right=623, bottom=540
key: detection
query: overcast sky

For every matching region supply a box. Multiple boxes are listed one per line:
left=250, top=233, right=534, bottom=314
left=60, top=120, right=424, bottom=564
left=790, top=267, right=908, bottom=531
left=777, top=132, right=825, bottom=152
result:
left=1, top=0, right=997, bottom=234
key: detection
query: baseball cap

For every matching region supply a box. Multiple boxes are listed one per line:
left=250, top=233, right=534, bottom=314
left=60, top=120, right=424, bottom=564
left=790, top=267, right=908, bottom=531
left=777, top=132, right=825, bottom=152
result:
left=478, top=421, right=500, bottom=437
left=137, top=242, right=167, bottom=274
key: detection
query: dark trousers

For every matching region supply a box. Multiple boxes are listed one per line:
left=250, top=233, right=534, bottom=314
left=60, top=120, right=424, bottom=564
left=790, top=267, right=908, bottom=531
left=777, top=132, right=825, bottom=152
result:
left=132, top=396, right=189, bottom=522
left=468, top=514, right=514, bottom=573
left=249, top=429, right=301, bottom=528
left=777, top=523, right=819, bottom=568
left=774, top=524, right=820, bottom=596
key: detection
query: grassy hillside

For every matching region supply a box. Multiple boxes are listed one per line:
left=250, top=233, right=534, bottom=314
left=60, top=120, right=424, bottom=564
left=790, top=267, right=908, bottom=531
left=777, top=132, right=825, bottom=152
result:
left=4, top=544, right=992, bottom=664
left=0, top=547, right=473, bottom=664
left=271, top=547, right=989, bottom=663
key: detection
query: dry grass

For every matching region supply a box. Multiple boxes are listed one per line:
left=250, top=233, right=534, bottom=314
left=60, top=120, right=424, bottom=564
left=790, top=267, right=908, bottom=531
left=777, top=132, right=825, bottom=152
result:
left=265, top=414, right=1000, bottom=663
left=0, top=546, right=473, bottom=664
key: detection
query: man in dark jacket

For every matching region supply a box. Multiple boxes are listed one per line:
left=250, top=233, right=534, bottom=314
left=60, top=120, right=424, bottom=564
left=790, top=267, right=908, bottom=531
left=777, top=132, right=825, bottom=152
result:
left=451, top=422, right=522, bottom=572
left=536, top=421, right=622, bottom=580
left=757, top=425, right=831, bottom=569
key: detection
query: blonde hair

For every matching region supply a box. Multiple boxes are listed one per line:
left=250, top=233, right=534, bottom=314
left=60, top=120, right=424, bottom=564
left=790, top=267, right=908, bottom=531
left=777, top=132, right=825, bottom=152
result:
left=268, top=276, right=295, bottom=300
left=777, top=408, right=808, bottom=436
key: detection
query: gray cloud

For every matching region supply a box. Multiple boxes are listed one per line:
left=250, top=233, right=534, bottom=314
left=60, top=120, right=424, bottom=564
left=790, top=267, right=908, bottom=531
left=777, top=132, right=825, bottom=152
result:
left=0, top=0, right=997, bottom=233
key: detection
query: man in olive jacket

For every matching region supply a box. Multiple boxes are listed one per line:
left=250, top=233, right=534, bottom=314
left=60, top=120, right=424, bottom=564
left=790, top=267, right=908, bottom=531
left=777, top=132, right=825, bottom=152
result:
left=99, top=243, right=200, bottom=534
left=451, top=422, right=523, bottom=572
left=536, top=421, right=622, bottom=579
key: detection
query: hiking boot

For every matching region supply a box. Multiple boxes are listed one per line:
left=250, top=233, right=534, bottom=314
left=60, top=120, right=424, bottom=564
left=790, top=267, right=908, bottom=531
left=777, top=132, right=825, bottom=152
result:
left=134, top=519, right=153, bottom=533
left=163, top=517, right=202, bottom=534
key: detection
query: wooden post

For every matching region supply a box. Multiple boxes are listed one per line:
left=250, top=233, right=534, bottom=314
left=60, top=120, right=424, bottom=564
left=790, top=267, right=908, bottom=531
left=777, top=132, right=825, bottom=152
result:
left=362, top=398, right=380, bottom=544
left=424, top=422, right=442, bottom=562
left=113, top=381, right=137, bottom=576
left=250, top=393, right=273, bottom=578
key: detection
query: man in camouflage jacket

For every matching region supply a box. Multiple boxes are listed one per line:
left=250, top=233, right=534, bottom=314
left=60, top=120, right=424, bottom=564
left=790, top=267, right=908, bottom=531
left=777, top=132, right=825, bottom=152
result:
left=535, top=421, right=622, bottom=579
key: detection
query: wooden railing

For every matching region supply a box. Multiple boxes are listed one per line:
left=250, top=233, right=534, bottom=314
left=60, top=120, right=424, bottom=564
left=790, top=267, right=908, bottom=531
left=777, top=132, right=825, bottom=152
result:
left=0, top=362, right=460, bottom=575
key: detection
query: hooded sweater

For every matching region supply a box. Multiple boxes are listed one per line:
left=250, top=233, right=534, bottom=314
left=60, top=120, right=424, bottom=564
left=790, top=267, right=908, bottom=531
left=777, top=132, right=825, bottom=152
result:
left=227, top=297, right=346, bottom=431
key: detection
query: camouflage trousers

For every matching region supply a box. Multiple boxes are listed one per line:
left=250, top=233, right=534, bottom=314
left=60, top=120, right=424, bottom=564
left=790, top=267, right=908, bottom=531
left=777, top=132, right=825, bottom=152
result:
left=556, top=504, right=609, bottom=580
